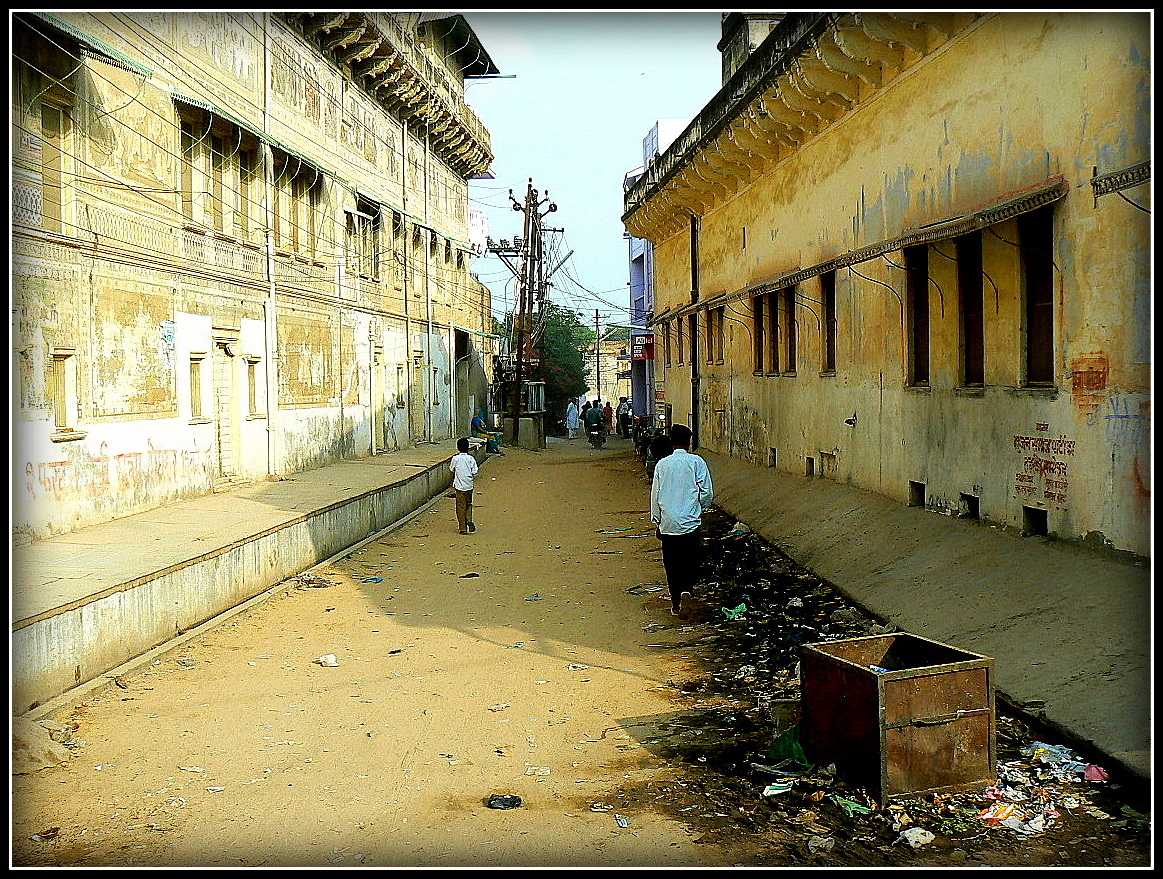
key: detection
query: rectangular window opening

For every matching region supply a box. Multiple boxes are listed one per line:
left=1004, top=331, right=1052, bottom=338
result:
left=821, top=270, right=837, bottom=373
left=905, top=245, right=929, bottom=386
left=766, top=289, right=779, bottom=373
left=769, top=447, right=778, bottom=468
left=782, top=285, right=796, bottom=372
left=189, top=354, right=206, bottom=420
left=908, top=480, right=926, bottom=507
left=958, top=232, right=984, bottom=386
left=959, top=493, right=980, bottom=520
left=1022, top=505, right=1049, bottom=536
left=752, top=294, right=765, bottom=373
left=1019, top=206, right=1055, bottom=385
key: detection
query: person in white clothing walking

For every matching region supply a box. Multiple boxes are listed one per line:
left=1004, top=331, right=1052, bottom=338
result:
left=649, top=424, right=713, bottom=615
left=449, top=437, right=479, bottom=534
left=565, top=400, right=580, bottom=438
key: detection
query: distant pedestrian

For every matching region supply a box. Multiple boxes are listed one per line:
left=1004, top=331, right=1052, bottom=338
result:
left=450, top=437, right=479, bottom=534
left=617, top=397, right=632, bottom=438
left=650, top=424, right=713, bottom=616
left=471, top=408, right=504, bottom=454
left=566, top=400, right=580, bottom=438
left=603, top=401, right=614, bottom=434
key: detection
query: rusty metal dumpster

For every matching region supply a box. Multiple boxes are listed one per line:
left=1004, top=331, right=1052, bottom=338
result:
left=800, top=632, right=995, bottom=802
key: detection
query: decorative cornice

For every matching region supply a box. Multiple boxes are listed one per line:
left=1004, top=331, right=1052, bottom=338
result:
left=1091, top=161, right=1150, bottom=197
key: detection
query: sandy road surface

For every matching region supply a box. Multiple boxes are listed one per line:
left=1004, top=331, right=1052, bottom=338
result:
left=13, top=439, right=741, bottom=868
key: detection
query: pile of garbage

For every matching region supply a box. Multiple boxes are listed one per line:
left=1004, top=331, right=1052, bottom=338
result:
left=665, top=508, right=1150, bottom=857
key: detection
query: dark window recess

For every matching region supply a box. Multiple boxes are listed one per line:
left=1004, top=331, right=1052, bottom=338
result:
left=753, top=295, right=765, bottom=372
left=822, top=270, right=837, bottom=372
left=689, top=215, right=699, bottom=298
left=958, top=232, right=984, bottom=386
left=783, top=286, right=796, bottom=371
left=1019, top=206, right=1055, bottom=385
left=909, top=481, right=926, bottom=507
left=766, top=290, right=780, bottom=372
left=959, top=493, right=980, bottom=520
left=905, top=245, right=929, bottom=386
left=1022, top=505, right=1049, bottom=536
left=805, top=456, right=815, bottom=477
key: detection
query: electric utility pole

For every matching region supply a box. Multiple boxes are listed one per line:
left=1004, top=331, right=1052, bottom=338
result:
left=487, top=179, right=555, bottom=448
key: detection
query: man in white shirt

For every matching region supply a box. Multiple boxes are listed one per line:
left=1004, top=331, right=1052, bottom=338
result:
left=649, top=424, right=714, bottom=616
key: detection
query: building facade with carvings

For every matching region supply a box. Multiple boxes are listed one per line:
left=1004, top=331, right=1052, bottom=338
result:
left=12, top=11, right=498, bottom=542
left=623, top=12, right=1151, bottom=556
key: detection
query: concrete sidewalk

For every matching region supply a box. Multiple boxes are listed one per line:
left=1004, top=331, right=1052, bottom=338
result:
left=12, top=440, right=474, bottom=713
left=700, top=450, right=1152, bottom=784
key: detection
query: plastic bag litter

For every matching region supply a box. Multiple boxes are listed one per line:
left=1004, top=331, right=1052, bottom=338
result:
left=722, top=603, right=747, bottom=620
left=896, top=827, right=935, bottom=848
left=486, top=794, right=522, bottom=809
left=314, top=654, right=339, bottom=667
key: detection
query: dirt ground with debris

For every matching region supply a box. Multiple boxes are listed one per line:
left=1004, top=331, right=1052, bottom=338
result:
left=11, top=440, right=1152, bottom=868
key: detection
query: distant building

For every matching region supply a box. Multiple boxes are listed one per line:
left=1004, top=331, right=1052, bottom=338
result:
left=624, top=12, right=1151, bottom=557
left=12, top=11, right=499, bottom=541
left=625, top=120, right=687, bottom=425
left=583, top=324, right=633, bottom=407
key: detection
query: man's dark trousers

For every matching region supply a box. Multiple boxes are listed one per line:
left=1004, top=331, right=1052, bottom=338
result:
left=659, top=529, right=702, bottom=612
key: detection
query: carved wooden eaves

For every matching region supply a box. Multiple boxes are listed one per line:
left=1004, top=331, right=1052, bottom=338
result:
left=625, top=12, right=978, bottom=243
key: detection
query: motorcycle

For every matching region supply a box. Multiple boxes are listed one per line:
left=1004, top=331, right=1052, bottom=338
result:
left=634, top=416, right=668, bottom=476
left=586, top=422, right=606, bottom=449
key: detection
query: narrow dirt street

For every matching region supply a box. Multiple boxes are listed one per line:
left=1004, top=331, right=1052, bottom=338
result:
left=12, top=438, right=1151, bottom=868
left=12, top=439, right=742, bottom=868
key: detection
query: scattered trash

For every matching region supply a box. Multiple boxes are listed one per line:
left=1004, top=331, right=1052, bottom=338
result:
left=763, top=780, right=795, bottom=796
left=486, top=794, right=522, bottom=810
left=614, top=814, right=631, bottom=827
left=361, top=576, right=383, bottom=583
left=722, top=603, right=747, bottom=620
left=807, top=835, right=835, bottom=854
left=176, top=657, right=197, bottom=667
left=461, top=573, right=480, bottom=579
left=314, top=654, right=339, bottom=667
left=567, top=663, right=590, bottom=670
left=488, top=703, right=511, bottom=712
left=29, top=827, right=61, bottom=842
left=525, top=594, right=543, bottom=601
left=178, top=765, right=205, bottom=773
left=504, top=642, right=526, bottom=649
left=205, top=786, right=225, bottom=793
left=589, top=802, right=614, bottom=812
left=896, top=827, right=935, bottom=848
left=1084, top=765, right=1110, bottom=782
left=829, top=795, right=873, bottom=816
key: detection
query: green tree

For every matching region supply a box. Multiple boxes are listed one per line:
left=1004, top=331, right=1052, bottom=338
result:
left=537, top=304, right=594, bottom=404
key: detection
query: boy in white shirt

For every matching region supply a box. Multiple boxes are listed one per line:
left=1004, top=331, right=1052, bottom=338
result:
left=450, top=437, right=479, bottom=534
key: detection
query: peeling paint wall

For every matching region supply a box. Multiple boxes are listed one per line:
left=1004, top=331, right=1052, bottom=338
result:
left=11, top=12, right=496, bottom=543
left=644, top=12, right=1150, bottom=556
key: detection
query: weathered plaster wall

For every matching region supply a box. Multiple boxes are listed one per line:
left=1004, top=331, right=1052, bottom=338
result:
left=650, top=12, right=1150, bottom=556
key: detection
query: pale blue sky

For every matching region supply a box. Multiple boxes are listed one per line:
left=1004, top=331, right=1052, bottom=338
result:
left=462, top=11, right=723, bottom=327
